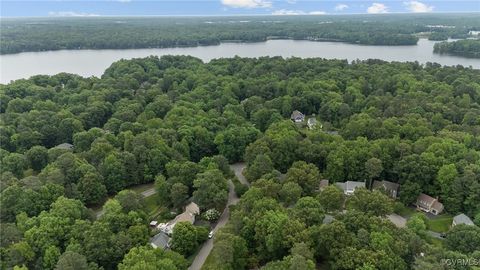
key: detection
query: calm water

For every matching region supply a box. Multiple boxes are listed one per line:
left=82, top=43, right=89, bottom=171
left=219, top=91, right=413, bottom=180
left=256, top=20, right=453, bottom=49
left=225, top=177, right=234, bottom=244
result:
left=1, top=39, right=479, bottom=84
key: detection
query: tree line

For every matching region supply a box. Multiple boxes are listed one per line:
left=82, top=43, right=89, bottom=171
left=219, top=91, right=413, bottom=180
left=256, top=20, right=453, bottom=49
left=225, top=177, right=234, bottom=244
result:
left=2, top=14, right=480, bottom=54
left=434, top=39, right=480, bottom=58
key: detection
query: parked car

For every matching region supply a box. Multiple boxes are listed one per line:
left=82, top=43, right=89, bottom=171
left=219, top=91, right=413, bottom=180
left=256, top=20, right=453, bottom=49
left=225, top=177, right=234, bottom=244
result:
left=208, top=230, right=214, bottom=239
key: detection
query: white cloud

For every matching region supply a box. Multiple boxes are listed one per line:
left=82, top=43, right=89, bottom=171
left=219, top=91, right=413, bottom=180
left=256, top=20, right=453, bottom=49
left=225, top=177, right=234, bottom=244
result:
left=309, top=11, right=327, bottom=15
left=221, top=0, right=272, bottom=8
left=334, top=4, right=349, bottom=11
left=367, top=3, right=388, bottom=14
left=48, top=11, right=100, bottom=17
left=271, top=9, right=326, bottom=15
left=272, top=9, right=305, bottom=15
left=403, top=1, right=434, bottom=13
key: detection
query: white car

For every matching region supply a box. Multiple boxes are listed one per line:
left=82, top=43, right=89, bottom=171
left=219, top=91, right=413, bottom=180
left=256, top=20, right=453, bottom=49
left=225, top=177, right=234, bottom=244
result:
left=208, top=231, right=214, bottom=239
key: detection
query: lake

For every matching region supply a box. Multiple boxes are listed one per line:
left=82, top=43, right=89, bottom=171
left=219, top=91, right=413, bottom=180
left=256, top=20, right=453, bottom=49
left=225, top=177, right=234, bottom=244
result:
left=1, top=39, right=479, bottom=84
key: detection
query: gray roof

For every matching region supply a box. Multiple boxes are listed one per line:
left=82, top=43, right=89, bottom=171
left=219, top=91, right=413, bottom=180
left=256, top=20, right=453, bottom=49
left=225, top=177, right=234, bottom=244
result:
left=335, top=181, right=365, bottom=192
left=151, top=232, right=171, bottom=249
left=372, top=180, right=400, bottom=193
left=346, top=181, right=365, bottom=191
left=290, top=110, right=304, bottom=120
left=323, top=214, right=335, bottom=224
left=54, top=143, right=74, bottom=150
left=453, top=214, right=474, bottom=226
left=335, top=182, right=346, bottom=191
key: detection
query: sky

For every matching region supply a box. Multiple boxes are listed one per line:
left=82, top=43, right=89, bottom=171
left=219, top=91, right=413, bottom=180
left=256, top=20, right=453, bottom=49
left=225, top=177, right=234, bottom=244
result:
left=1, top=0, right=479, bottom=17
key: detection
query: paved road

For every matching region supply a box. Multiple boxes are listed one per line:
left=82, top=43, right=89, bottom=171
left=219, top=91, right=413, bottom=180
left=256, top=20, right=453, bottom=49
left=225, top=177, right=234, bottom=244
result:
left=95, top=187, right=157, bottom=219
left=229, top=162, right=250, bottom=187
left=189, top=163, right=248, bottom=270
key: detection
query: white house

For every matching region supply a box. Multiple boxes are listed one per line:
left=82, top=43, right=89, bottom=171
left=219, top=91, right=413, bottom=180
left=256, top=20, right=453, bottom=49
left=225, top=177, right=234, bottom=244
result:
left=335, top=181, right=365, bottom=195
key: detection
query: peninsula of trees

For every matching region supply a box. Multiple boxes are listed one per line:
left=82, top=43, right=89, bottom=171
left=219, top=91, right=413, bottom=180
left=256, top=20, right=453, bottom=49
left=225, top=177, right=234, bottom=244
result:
left=1, top=56, right=479, bottom=269
left=434, top=39, right=480, bottom=58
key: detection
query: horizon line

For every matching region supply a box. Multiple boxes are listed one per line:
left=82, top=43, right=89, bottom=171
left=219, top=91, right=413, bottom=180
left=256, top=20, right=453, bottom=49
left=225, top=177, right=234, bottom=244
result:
left=2, top=11, right=480, bottom=19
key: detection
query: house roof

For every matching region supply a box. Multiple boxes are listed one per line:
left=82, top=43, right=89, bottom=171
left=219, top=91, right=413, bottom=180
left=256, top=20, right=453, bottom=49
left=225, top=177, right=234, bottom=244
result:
left=291, top=110, right=304, bottom=119
left=151, top=232, right=170, bottom=249
left=416, top=193, right=436, bottom=206
left=346, top=181, right=365, bottom=191
left=453, top=214, right=474, bottom=226
left=432, top=200, right=444, bottom=211
left=335, top=182, right=346, bottom=191
left=54, top=143, right=74, bottom=150
left=319, top=179, right=329, bottom=189
left=172, top=212, right=194, bottom=225
left=372, top=180, right=400, bottom=192
left=185, top=202, right=200, bottom=215
left=307, top=118, right=317, bottom=125
left=323, top=214, right=334, bottom=224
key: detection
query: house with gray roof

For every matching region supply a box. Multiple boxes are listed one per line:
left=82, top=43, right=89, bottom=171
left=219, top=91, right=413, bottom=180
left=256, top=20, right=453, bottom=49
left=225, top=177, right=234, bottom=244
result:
left=335, top=181, right=365, bottom=195
left=54, top=143, right=74, bottom=150
left=290, top=110, right=305, bottom=123
left=452, top=214, right=475, bottom=227
left=150, top=232, right=171, bottom=249
left=372, top=180, right=400, bottom=199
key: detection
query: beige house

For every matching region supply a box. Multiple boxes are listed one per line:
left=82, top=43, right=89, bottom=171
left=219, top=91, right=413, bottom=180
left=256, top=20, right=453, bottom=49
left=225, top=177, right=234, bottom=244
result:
left=156, top=202, right=200, bottom=235
left=415, top=193, right=444, bottom=215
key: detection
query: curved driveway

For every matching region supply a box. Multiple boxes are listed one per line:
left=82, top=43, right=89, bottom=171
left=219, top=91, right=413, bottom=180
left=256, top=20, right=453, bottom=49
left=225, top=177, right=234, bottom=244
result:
left=189, top=163, right=248, bottom=270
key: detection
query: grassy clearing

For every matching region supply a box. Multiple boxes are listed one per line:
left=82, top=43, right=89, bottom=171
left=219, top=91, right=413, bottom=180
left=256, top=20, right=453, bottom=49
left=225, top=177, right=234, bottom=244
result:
left=427, top=214, right=453, bottom=233
left=426, top=236, right=445, bottom=247
left=396, top=205, right=417, bottom=218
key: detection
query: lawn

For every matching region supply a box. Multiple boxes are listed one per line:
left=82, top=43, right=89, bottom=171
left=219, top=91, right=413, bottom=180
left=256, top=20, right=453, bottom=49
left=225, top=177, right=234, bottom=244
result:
left=426, top=236, right=445, bottom=248
left=427, top=214, right=453, bottom=233
left=143, top=195, right=160, bottom=215
left=396, top=205, right=417, bottom=218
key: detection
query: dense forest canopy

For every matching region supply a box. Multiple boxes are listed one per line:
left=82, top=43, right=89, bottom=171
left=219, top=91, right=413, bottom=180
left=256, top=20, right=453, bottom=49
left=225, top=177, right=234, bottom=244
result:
left=1, top=55, right=480, bottom=269
left=434, top=39, right=480, bottom=58
left=1, top=13, right=480, bottom=54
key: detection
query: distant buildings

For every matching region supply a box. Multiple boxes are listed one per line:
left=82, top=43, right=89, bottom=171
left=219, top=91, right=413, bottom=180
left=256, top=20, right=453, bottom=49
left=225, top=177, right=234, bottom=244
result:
left=416, top=193, right=444, bottom=215
left=372, top=180, right=400, bottom=199
left=452, top=213, right=475, bottom=227
left=335, top=181, right=365, bottom=195
left=290, top=110, right=305, bottom=123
